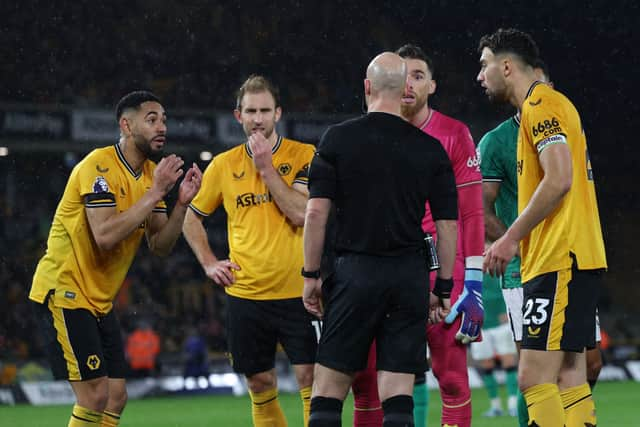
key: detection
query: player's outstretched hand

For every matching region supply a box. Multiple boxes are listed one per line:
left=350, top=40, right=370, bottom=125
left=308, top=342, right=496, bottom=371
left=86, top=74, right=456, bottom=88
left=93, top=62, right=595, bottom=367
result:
left=303, top=277, right=323, bottom=318
left=444, top=267, right=484, bottom=344
left=204, top=259, right=241, bottom=287
left=152, top=154, right=185, bottom=196
left=178, top=163, right=202, bottom=206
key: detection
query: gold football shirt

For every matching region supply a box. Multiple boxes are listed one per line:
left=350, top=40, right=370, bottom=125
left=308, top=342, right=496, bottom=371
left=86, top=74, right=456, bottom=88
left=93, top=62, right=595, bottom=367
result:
left=30, top=144, right=166, bottom=315
left=518, top=82, right=607, bottom=282
left=190, top=136, right=314, bottom=300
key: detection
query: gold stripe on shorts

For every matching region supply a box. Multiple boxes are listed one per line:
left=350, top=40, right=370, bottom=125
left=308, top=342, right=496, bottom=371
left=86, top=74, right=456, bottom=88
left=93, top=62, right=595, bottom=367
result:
left=547, top=269, right=571, bottom=350
left=47, top=298, right=81, bottom=380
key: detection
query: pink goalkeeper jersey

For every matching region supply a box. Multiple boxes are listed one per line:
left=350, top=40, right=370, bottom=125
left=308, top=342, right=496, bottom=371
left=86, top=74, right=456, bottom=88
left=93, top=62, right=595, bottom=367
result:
left=419, top=109, right=483, bottom=295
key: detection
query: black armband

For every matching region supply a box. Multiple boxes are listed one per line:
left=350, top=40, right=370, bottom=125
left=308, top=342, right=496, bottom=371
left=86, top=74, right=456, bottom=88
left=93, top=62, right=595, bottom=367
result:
left=433, top=277, right=453, bottom=299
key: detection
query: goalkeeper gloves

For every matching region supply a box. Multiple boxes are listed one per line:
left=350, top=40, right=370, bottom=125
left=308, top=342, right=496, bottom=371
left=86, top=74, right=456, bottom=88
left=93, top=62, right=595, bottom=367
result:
left=444, top=257, right=484, bottom=344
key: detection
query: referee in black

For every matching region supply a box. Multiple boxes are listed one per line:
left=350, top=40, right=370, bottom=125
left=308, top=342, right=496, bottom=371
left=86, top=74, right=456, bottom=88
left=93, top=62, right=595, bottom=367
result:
left=302, top=52, right=459, bottom=427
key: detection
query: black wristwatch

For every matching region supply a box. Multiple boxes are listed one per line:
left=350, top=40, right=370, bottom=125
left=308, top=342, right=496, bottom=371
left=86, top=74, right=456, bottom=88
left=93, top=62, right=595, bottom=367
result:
left=301, top=267, right=321, bottom=279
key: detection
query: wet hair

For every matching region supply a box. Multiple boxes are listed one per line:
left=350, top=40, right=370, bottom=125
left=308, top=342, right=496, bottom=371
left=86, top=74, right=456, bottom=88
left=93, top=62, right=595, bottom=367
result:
left=395, top=44, right=435, bottom=77
left=115, top=91, right=161, bottom=121
left=235, top=75, right=281, bottom=110
left=478, top=28, right=540, bottom=68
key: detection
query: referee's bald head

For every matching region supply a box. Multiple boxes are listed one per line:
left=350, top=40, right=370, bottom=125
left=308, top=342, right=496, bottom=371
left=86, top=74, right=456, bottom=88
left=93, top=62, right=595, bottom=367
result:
left=366, top=52, right=407, bottom=96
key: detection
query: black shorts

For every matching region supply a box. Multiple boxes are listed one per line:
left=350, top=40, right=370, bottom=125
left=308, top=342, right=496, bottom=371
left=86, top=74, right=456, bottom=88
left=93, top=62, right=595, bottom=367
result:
left=32, top=293, right=127, bottom=381
left=317, top=252, right=429, bottom=375
left=226, top=295, right=318, bottom=376
left=521, top=266, right=601, bottom=352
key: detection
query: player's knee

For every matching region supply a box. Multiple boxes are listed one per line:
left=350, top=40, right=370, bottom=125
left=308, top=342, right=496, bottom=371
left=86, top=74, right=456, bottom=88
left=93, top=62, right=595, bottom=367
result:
left=246, top=371, right=277, bottom=393
left=480, top=359, right=496, bottom=370
left=109, top=386, right=128, bottom=413
left=294, top=364, right=314, bottom=389
left=76, top=379, right=110, bottom=411
left=500, top=354, right=518, bottom=369
left=586, top=350, right=603, bottom=381
left=437, top=370, right=468, bottom=397
left=517, top=365, right=540, bottom=392
left=352, top=369, right=379, bottom=405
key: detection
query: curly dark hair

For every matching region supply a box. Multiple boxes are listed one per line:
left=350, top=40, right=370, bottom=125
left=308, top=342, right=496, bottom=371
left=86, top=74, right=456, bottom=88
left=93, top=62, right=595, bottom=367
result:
left=115, top=91, right=161, bottom=121
left=478, top=28, right=540, bottom=68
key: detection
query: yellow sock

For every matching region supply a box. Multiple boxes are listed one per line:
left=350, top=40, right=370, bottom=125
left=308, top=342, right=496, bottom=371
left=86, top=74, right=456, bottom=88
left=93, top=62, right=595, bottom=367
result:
left=299, top=386, right=312, bottom=427
left=100, top=410, right=121, bottom=427
left=68, top=404, right=103, bottom=427
left=249, top=388, right=288, bottom=427
left=560, top=383, right=596, bottom=427
left=523, top=383, right=564, bottom=426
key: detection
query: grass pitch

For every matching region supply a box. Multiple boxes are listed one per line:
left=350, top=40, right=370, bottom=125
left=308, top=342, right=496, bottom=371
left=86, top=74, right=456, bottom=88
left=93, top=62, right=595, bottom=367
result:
left=0, top=381, right=637, bottom=426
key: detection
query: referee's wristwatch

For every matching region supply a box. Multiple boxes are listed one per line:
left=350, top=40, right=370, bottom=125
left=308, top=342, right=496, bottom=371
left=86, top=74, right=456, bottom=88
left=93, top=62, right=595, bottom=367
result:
left=301, top=267, right=321, bottom=279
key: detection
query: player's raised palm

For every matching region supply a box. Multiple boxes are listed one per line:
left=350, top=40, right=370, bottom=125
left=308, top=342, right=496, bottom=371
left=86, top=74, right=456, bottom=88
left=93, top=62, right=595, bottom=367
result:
left=177, top=163, right=202, bottom=206
left=152, top=154, right=185, bottom=196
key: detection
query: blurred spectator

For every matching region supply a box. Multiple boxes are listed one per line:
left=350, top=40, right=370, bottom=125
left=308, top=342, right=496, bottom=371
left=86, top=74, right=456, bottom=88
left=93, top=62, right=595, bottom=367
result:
left=0, top=0, right=636, bottom=373
left=183, top=327, right=209, bottom=378
left=0, top=362, right=17, bottom=385
left=125, top=319, right=161, bottom=378
left=17, top=361, right=52, bottom=382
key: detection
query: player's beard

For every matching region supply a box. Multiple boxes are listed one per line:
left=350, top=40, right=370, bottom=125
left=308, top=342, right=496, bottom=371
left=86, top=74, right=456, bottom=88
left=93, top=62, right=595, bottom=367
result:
left=485, top=79, right=510, bottom=105
left=401, top=92, right=427, bottom=121
left=134, top=133, right=163, bottom=162
left=244, top=122, right=275, bottom=140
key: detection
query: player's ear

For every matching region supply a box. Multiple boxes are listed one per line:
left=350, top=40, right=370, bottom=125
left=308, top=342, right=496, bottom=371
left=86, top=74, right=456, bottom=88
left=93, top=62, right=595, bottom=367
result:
left=503, top=58, right=513, bottom=78
left=119, top=116, right=132, bottom=136
left=233, top=109, right=242, bottom=124
left=429, top=79, right=437, bottom=96
left=274, top=106, right=282, bottom=123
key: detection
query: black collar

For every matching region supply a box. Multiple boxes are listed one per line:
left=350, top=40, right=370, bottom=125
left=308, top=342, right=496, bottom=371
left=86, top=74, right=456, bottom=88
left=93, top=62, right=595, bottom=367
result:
left=115, top=144, right=142, bottom=180
left=244, top=135, right=283, bottom=158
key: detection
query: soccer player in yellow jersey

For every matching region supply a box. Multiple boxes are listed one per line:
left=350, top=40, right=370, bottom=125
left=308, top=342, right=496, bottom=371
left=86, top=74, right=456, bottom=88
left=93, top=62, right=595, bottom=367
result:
left=29, top=91, right=202, bottom=427
left=478, top=29, right=607, bottom=427
left=183, top=75, right=317, bottom=427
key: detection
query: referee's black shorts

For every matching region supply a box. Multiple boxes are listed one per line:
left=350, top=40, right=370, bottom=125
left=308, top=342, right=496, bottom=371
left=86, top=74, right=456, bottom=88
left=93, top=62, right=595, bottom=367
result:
left=317, top=251, right=429, bottom=375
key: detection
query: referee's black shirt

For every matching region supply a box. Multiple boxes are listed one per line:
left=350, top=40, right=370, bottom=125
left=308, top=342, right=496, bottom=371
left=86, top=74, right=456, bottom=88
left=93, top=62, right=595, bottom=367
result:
left=309, top=112, right=457, bottom=257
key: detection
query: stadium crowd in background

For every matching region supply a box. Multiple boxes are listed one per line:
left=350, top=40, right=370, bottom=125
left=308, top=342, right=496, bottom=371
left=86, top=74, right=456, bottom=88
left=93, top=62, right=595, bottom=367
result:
left=0, top=6, right=637, bottom=425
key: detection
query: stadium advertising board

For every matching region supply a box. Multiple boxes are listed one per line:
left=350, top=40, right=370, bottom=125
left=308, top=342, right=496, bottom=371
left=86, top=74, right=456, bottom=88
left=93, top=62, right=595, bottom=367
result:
left=0, top=108, right=69, bottom=139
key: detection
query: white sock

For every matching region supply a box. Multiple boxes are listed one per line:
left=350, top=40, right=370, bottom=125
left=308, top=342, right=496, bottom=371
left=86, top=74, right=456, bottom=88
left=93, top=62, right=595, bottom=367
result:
left=491, top=397, right=503, bottom=410
left=508, top=395, right=518, bottom=411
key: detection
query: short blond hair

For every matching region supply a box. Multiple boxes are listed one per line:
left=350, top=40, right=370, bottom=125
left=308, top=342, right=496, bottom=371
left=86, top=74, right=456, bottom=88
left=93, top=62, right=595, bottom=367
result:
left=235, top=75, right=281, bottom=110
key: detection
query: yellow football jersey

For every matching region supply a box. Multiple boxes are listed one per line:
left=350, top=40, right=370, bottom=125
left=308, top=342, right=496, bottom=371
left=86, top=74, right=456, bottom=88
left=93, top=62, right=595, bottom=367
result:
left=29, top=144, right=166, bottom=315
left=517, top=82, right=607, bottom=282
left=190, top=136, right=314, bottom=300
